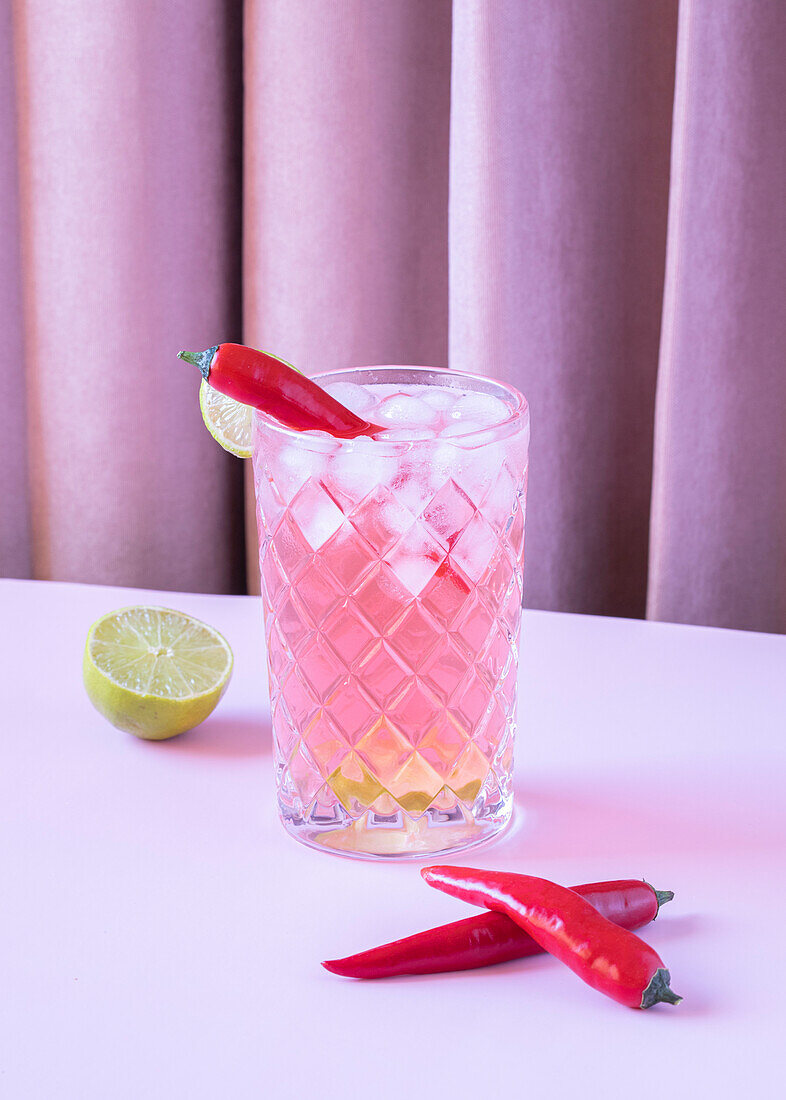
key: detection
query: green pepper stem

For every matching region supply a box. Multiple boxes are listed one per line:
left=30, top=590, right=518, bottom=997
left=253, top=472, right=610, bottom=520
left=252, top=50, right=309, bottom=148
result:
left=641, top=968, right=682, bottom=1009
left=643, top=880, right=675, bottom=916
left=178, top=346, right=218, bottom=381
left=654, top=888, right=675, bottom=910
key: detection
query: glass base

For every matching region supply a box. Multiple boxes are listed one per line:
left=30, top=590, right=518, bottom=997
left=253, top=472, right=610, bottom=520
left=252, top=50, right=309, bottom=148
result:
left=278, top=792, right=514, bottom=861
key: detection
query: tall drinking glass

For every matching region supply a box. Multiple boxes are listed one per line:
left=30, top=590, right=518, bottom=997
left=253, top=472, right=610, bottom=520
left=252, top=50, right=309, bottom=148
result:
left=252, top=367, right=529, bottom=858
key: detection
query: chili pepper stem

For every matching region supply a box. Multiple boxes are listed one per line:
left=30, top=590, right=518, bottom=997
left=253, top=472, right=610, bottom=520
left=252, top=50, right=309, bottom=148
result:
left=640, top=968, right=682, bottom=1009
left=643, top=880, right=675, bottom=916
left=654, top=888, right=675, bottom=911
left=178, top=346, right=218, bottom=382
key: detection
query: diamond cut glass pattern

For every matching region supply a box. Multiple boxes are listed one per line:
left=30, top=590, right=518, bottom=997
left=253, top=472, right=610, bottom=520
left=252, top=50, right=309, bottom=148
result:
left=253, top=367, right=529, bottom=858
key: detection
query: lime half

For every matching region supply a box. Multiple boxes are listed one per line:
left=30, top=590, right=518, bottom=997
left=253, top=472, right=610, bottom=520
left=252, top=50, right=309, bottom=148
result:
left=199, top=379, right=254, bottom=458
left=83, top=606, right=233, bottom=740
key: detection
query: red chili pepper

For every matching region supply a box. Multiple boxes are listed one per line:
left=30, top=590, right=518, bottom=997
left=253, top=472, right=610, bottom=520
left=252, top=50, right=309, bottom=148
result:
left=178, top=343, right=379, bottom=438
left=322, top=879, right=672, bottom=980
left=422, top=867, right=682, bottom=1009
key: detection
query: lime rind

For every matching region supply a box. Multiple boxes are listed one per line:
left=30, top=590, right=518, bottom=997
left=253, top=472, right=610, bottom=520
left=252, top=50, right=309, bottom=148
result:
left=199, top=379, right=254, bottom=458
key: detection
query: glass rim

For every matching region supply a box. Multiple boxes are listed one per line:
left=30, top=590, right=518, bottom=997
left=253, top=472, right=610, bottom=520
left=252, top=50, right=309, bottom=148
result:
left=253, top=365, right=530, bottom=449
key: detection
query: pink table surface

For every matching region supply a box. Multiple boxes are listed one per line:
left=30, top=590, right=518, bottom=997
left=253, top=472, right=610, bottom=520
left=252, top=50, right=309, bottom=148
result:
left=2, top=579, right=785, bottom=1098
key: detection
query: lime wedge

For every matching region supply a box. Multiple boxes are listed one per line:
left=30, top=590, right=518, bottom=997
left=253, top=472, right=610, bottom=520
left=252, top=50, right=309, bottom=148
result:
left=199, top=379, right=254, bottom=458
left=83, top=606, right=233, bottom=739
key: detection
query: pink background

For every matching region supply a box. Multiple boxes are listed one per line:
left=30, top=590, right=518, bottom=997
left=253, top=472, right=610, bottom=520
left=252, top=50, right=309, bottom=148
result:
left=3, top=1, right=786, bottom=632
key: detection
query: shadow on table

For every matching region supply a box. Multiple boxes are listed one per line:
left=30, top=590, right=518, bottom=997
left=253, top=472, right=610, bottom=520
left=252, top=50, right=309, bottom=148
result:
left=355, top=943, right=716, bottom=1016
left=451, top=783, right=725, bottom=1016
left=488, top=777, right=772, bottom=863
left=157, top=714, right=271, bottom=758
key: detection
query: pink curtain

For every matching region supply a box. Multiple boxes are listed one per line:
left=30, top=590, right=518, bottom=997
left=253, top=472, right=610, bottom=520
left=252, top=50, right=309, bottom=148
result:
left=4, top=0, right=785, bottom=632
left=1, top=1, right=28, bottom=578
left=648, top=0, right=786, bottom=632
left=448, top=0, right=678, bottom=619
left=5, top=0, right=245, bottom=593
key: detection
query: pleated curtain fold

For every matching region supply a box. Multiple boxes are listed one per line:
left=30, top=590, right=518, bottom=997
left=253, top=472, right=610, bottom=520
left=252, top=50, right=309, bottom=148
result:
left=5, top=0, right=246, bottom=594
left=3, top=0, right=785, bottom=632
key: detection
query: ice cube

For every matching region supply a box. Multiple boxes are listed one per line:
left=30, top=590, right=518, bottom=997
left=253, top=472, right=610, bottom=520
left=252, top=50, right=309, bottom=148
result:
left=429, top=441, right=461, bottom=480
left=380, top=497, right=417, bottom=540
left=481, top=461, right=520, bottom=529
left=423, top=387, right=459, bottom=411
left=450, top=391, right=511, bottom=425
left=467, top=445, right=505, bottom=503
left=385, top=523, right=445, bottom=596
left=322, top=381, right=374, bottom=416
left=428, top=439, right=500, bottom=507
left=329, top=438, right=395, bottom=503
left=291, top=494, right=345, bottom=550
left=274, top=443, right=325, bottom=503
left=376, top=394, right=437, bottom=429
left=422, top=480, right=476, bottom=549
left=348, top=485, right=415, bottom=555
left=451, top=512, right=498, bottom=583
left=393, top=473, right=435, bottom=519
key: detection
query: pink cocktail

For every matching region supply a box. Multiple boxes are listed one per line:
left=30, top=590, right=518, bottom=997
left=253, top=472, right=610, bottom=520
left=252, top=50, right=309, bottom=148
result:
left=252, top=367, right=529, bottom=858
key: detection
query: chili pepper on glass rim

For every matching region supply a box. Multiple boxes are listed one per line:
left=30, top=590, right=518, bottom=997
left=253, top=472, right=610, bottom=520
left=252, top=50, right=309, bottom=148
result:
left=323, top=878, right=673, bottom=979
left=178, top=343, right=381, bottom=437
left=422, top=867, right=682, bottom=1009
